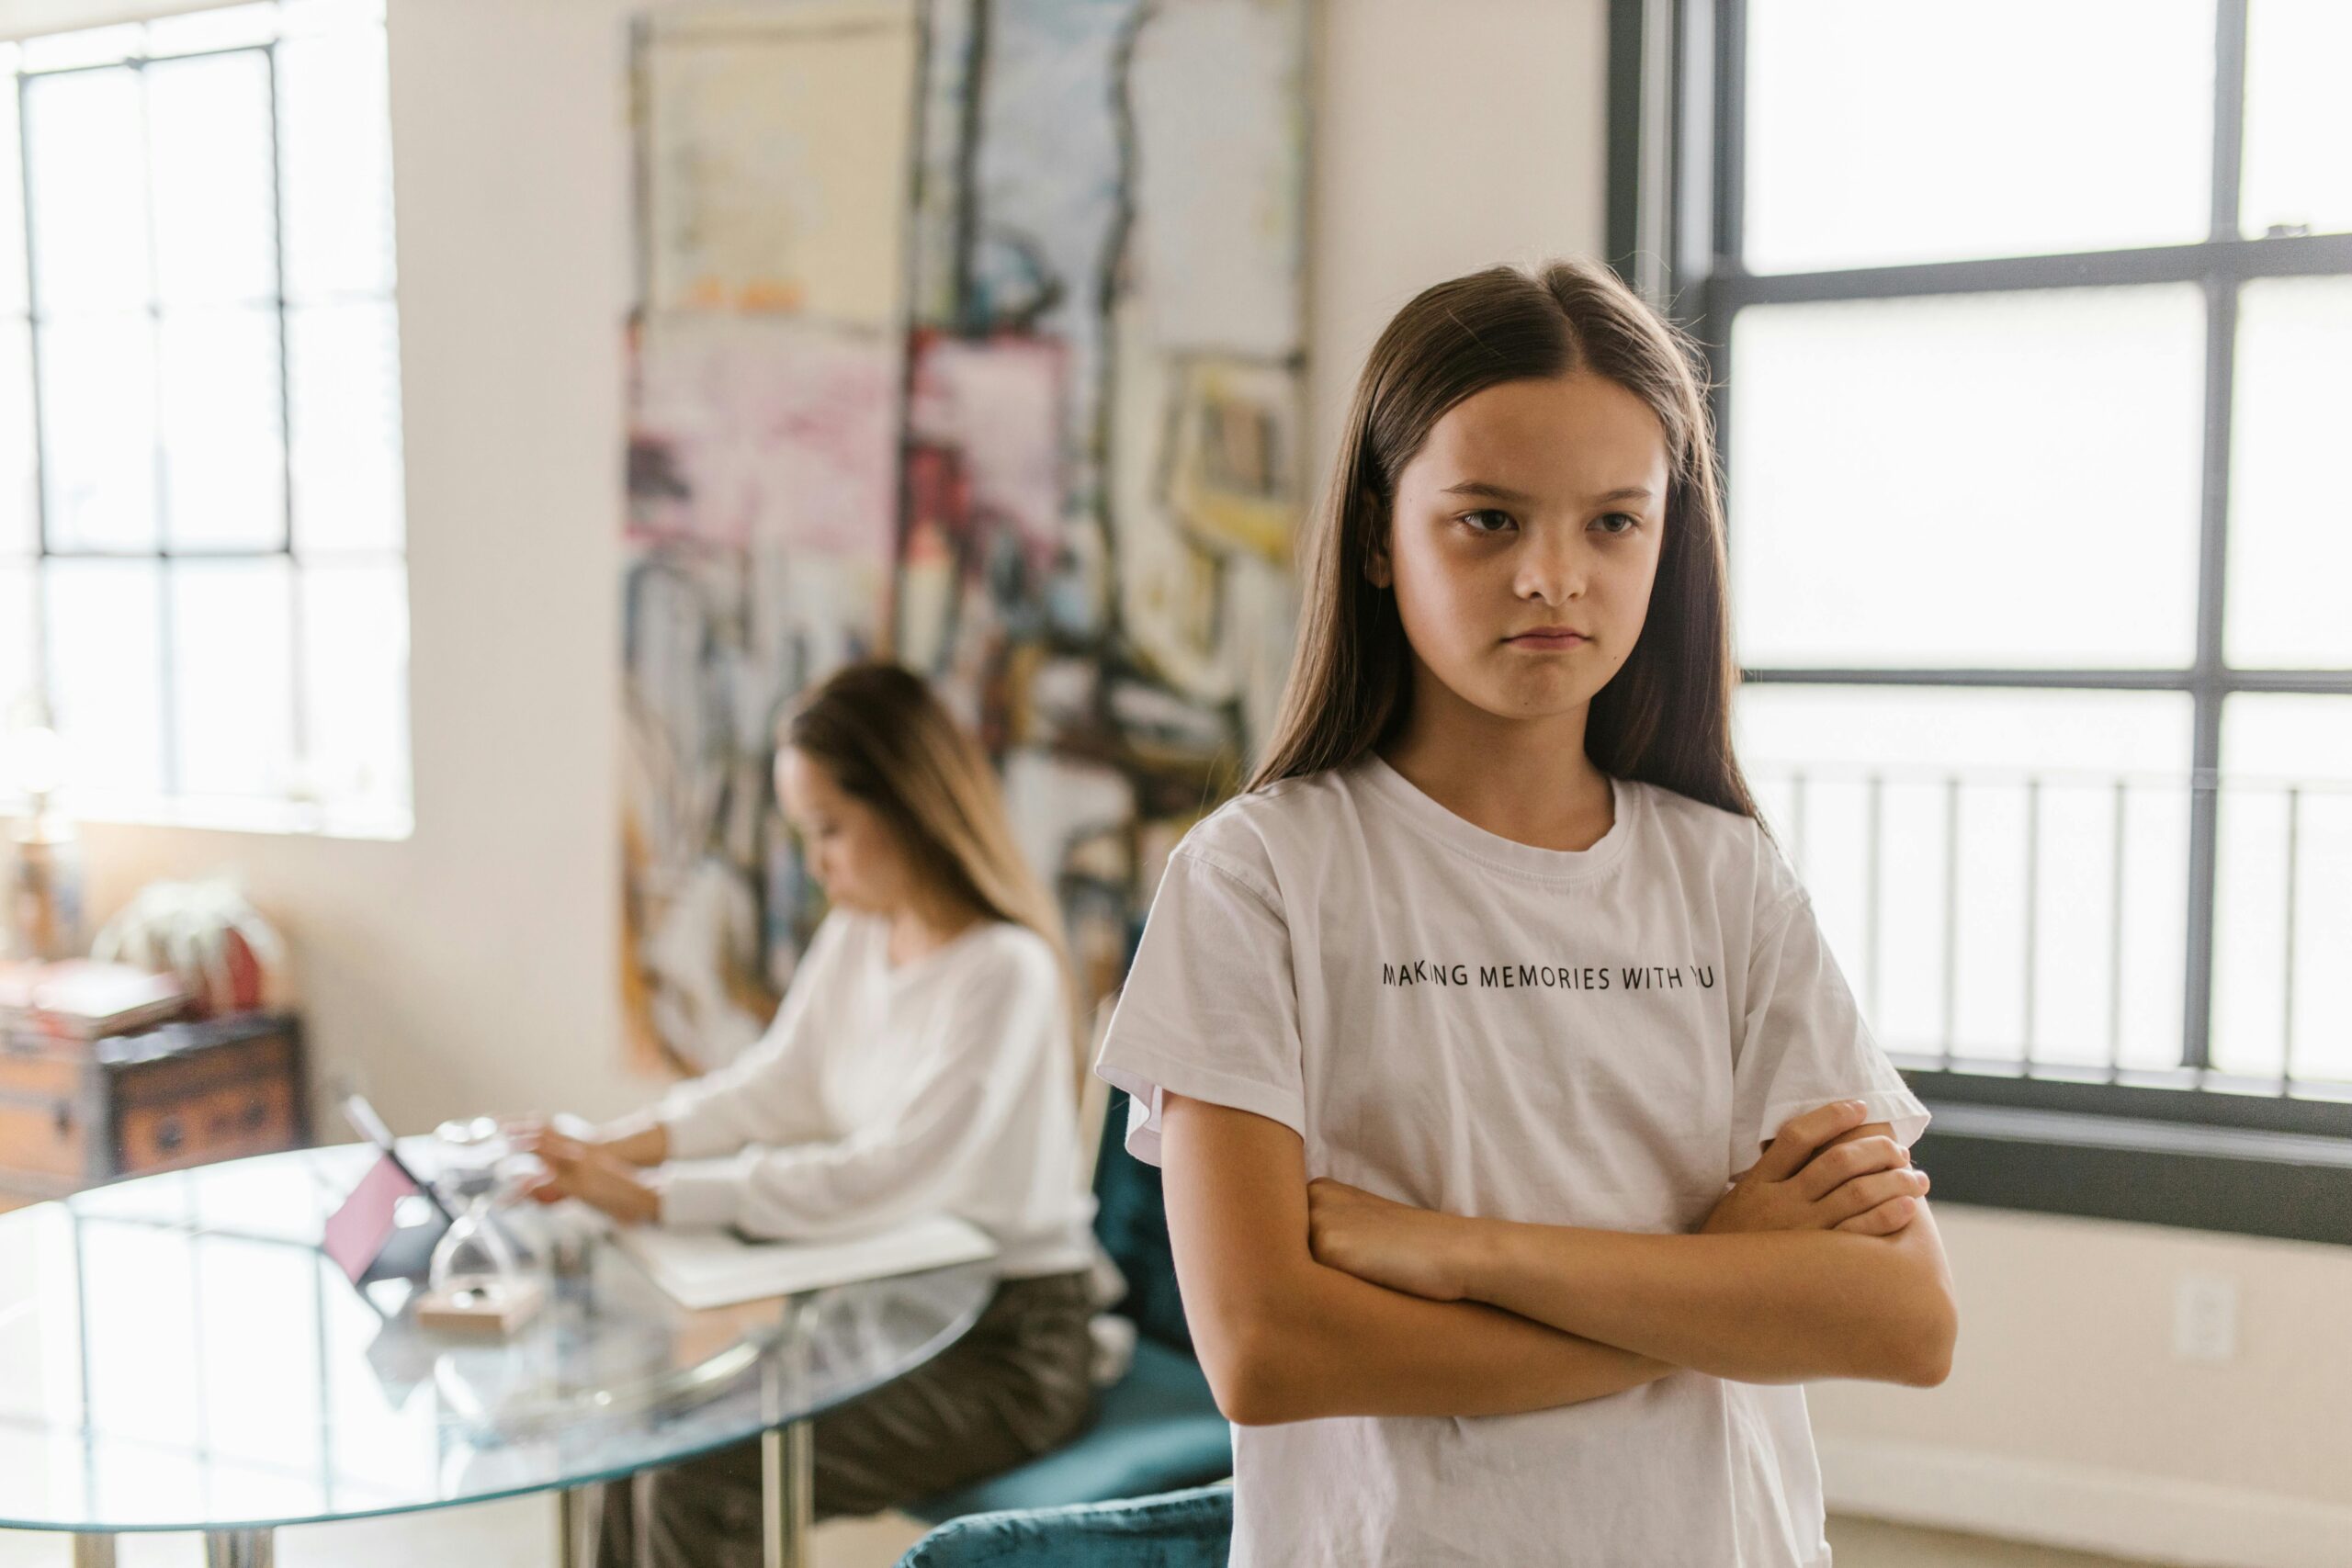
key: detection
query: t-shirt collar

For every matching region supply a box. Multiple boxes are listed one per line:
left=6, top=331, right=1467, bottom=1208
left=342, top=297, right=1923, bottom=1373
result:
left=1351, top=749, right=1638, bottom=886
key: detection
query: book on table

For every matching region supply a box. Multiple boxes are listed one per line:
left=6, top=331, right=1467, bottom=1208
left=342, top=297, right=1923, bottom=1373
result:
left=0, top=959, right=188, bottom=1043
left=613, top=1213, right=998, bottom=1310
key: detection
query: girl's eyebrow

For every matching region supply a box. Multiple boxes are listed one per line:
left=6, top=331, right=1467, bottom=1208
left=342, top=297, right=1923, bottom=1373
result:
left=1441, top=480, right=1536, bottom=502
left=1440, top=480, right=1656, bottom=505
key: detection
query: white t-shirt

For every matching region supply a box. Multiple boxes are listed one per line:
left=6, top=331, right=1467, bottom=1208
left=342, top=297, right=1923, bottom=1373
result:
left=653, top=911, right=1098, bottom=1279
left=1094, top=751, right=1929, bottom=1568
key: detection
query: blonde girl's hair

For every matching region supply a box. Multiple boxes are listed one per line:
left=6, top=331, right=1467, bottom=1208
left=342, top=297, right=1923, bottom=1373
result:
left=1249, top=256, right=1762, bottom=824
left=783, top=661, right=1087, bottom=1084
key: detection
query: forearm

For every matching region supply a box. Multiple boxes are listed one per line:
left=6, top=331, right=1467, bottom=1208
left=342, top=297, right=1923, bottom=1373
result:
left=592, top=1111, right=670, bottom=1167
left=1214, top=1258, right=1673, bottom=1425
left=1158, top=1092, right=1678, bottom=1426
left=1455, top=1208, right=1956, bottom=1386
left=659, top=1100, right=991, bottom=1238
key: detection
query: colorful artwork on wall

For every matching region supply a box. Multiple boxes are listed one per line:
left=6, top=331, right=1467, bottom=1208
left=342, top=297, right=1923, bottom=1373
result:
left=621, top=0, right=1310, bottom=1073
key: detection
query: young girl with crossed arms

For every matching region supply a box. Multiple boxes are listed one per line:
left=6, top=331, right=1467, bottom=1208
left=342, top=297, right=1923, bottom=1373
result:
left=1096, top=259, right=1956, bottom=1566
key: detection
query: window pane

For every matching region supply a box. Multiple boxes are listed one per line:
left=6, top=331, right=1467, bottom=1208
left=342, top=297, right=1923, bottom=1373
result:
left=1735, top=685, right=2193, bottom=1075
left=2241, top=0, right=2352, bottom=239
left=279, top=22, right=395, bottom=301
left=40, top=314, right=159, bottom=551
left=0, top=561, right=32, bottom=728
left=171, top=558, right=294, bottom=800
left=1745, top=0, right=2213, bottom=274
left=0, top=67, right=26, bottom=318
left=148, top=50, right=279, bottom=308
left=22, top=67, right=152, bottom=314
left=288, top=301, right=403, bottom=553
left=159, top=307, right=285, bottom=551
left=1729, top=287, right=2206, bottom=668
left=44, top=558, right=164, bottom=799
left=300, top=558, right=407, bottom=818
left=2212, top=695, right=2352, bottom=1085
left=0, top=320, right=33, bottom=555
left=2226, top=276, right=2352, bottom=668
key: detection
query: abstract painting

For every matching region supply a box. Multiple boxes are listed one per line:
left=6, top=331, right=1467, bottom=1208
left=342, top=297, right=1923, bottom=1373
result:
left=622, top=0, right=1310, bottom=1073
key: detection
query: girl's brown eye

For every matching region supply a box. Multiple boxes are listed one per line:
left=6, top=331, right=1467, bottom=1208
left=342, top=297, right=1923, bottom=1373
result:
left=1459, top=509, right=1515, bottom=535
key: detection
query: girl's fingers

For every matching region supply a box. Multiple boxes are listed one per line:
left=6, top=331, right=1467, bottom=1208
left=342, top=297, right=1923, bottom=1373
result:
left=1834, top=1195, right=1918, bottom=1235
left=1821, top=1167, right=1928, bottom=1222
left=1752, top=1101, right=1868, bottom=1184
left=521, top=1173, right=566, bottom=1204
left=509, top=1128, right=569, bottom=1166
left=1792, top=1134, right=1908, bottom=1202
left=530, top=1134, right=592, bottom=1169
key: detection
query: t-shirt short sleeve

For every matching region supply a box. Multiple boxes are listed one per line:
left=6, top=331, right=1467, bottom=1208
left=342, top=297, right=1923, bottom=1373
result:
left=1093, top=840, right=1307, bottom=1167
left=1730, top=881, right=1931, bottom=1173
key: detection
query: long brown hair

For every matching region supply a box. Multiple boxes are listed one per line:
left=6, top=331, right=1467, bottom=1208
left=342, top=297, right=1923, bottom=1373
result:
left=784, top=662, right=1085, bottom=1077
left=1249, top=257, right=1761, bottom=824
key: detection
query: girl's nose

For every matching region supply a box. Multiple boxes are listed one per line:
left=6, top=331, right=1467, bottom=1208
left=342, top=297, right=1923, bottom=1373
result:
left=1515, top=535, right=1589, bottom=605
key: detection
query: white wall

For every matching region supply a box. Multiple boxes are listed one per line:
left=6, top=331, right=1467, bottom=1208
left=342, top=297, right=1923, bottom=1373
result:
left=1811, top=1206, right=2352, bottom=1567
left=1305, top=0, right=1611, bottom=474
left=78, top=0, right=1620, bottom=1141
left=62, top=1, right=2352, bottom=1562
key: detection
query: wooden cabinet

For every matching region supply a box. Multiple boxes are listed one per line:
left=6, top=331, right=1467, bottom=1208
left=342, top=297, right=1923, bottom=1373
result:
left=0, top=1012, right=307, bottom=1203
left=0, top=1052, right=85, bottom=1187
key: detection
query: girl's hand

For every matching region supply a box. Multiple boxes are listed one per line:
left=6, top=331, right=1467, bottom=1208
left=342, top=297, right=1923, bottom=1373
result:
left=1306, top=1178, right=1485, bottom=1302
left=510, top=1127, right=662, bottom=1226
left=1701, top=1100, right=1928, bottom=1237
left=499, top=1114, right=668, bottom=1168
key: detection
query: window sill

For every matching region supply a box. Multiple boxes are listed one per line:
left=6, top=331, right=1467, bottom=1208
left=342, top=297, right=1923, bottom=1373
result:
left=4, top=793, right=413, bottom=842
left=1914, top=1095, right=2352, bottom=1247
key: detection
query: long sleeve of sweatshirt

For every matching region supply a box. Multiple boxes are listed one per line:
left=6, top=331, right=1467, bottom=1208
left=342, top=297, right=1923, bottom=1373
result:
left=655, top=917, right=847, bottom=1159
left=653, top=924, right=1077, bottom=1253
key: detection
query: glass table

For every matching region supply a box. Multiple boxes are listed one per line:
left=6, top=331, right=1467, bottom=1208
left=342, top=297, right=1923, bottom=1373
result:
left=0, top=1143, right=995, bottom=1567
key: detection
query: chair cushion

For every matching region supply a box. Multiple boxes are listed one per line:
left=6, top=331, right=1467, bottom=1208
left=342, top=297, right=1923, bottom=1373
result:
left=1091, top=1090, right=1193, bottom=1353
left=898, top=1483, right=1234, bottom=1568
left=907, top=1339, right=1231, bottom=1523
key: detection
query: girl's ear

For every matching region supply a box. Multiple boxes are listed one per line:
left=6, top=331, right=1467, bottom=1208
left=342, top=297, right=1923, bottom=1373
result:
left=1360, top=489, right=1395, bottom=590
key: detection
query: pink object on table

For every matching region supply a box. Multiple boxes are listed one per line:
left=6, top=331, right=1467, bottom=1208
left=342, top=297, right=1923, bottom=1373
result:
left=323, top=1153, right=424, bottom=1283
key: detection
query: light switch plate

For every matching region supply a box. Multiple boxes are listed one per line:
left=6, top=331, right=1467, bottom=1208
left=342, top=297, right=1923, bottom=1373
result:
left=2173, top=1271, right=2238, bottom=1363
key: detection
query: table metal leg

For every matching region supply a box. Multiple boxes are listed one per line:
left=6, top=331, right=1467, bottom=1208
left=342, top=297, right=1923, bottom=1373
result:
left=70, top=1537, right=116, bottom=1568
left=202, top=1530, right=273, bottom=1568
left=760, top=1418, right=813, bottom=1568
left=558, top=1484, right=588, bottom=1568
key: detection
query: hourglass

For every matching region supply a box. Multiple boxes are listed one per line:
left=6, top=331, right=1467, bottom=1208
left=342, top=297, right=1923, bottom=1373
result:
left=416, top=1116, right=546, bottom=1334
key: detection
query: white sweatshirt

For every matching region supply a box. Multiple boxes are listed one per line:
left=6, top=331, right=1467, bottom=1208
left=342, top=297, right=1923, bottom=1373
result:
left=650, top=910, right=1098, bottom=1278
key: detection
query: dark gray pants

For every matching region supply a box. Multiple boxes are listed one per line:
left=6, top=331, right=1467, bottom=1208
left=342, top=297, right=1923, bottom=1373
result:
left=593, top=1270, right=1097, bottom=1568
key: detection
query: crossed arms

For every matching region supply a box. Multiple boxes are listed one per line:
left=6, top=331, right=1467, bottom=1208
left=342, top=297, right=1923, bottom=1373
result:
left=1161, top=1095, right=1958, bottom=1427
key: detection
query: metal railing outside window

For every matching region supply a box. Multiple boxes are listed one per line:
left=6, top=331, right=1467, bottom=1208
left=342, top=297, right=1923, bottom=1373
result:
left=1621, top=0, right=2352, bottom=1149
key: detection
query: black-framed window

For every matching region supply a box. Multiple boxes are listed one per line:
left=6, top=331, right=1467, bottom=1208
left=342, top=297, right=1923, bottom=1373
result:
left=0, top=0, right=409, bottom=838
left=1611, top=0, right=2352, bottom=1245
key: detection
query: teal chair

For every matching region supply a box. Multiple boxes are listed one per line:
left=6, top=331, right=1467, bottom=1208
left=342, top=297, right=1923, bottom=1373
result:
left=906, top=1066, right=1231, bottom=1522
left=898, top=1483, right=1233, bottom=1568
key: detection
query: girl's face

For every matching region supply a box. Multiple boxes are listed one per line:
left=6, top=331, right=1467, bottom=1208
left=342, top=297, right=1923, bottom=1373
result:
left=1375, top=370, right=1670, bottom=729
left=776, top=747, right=915, bottom=916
